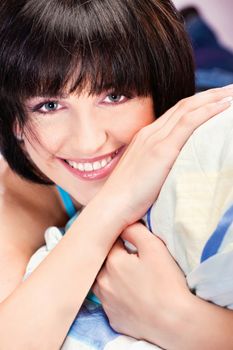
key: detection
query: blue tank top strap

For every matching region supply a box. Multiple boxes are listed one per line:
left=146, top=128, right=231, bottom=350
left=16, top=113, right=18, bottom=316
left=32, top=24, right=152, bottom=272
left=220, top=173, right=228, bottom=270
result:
left=56, top=186, right=77, bottom=219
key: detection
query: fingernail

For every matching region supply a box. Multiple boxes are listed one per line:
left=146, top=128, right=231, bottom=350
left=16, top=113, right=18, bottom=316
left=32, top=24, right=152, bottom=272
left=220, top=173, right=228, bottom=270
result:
left=218, top=96, right=233, bottom=104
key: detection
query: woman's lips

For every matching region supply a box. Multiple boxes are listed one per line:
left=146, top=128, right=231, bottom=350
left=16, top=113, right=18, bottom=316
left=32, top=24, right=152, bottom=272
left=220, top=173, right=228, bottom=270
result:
left=59, top=146, right=125, bottom=181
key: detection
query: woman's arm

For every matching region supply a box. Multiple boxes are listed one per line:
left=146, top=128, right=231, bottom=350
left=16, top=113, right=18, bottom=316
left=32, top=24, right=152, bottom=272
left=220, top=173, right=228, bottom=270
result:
left=0, top=87, right=232, bottom=349
left=94, top=223, right=233, bottom=350
left=0, top=196, right=128, bottom=350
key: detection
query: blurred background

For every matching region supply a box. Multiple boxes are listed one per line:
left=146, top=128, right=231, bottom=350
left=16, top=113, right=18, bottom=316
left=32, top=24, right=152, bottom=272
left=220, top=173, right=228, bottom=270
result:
left=173, top=0, right=233, bottom=91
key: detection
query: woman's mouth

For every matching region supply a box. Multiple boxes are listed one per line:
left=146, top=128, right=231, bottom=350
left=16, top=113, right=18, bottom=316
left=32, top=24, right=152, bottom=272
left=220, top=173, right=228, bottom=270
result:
left=59, top=146, right=125, bottom=181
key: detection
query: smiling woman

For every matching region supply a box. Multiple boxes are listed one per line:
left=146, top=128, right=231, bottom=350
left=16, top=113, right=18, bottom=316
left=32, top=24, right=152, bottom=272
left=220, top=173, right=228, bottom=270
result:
left=0, top=0, right=194, bottom=187
left=22, top=92, right=155, bottom=204
left=0, top=1, right=232, bottom=350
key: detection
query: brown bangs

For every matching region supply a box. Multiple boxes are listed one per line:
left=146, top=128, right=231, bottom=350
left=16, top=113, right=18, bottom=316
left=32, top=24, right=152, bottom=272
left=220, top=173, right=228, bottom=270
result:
left=2, top=0, right=153, bottom=102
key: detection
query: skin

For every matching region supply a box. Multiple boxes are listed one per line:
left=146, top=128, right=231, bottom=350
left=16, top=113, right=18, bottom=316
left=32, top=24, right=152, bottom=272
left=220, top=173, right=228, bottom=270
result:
left=23, top=92, right=155, bottom=206
left=94, top=223, right=233, bottom=349
left=0, top=86, right=233, bottom=349
left=0, top=157, right=68, bottom=301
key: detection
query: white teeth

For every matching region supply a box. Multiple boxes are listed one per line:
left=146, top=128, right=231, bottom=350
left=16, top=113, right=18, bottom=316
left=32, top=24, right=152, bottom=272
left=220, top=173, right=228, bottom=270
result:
left=84, top=163, right=93, bottom=171
left=101, top=159, right=107, bottom=168
left=77, top=163, right=84, bottom=171
left=93, top=161, right=101, bottom=170
left=73, top=162, right=79, bottom=169
left=66, top=154, right=113, bottom=172
left=69, top=161, right=76, bottom=168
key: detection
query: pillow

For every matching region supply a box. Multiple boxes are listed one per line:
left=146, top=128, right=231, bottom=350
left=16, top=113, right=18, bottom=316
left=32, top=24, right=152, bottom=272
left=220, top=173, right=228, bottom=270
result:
left=146, top=104, right=233, bottom=308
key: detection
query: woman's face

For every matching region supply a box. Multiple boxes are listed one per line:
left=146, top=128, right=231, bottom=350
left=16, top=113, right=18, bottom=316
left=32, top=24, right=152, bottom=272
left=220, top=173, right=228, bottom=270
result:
left=23, top=91, right=155, bottom=206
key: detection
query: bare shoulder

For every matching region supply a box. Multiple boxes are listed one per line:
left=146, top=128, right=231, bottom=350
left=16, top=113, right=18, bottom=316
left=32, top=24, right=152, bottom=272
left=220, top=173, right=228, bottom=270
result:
left=0, top=158, right=68, bottom=301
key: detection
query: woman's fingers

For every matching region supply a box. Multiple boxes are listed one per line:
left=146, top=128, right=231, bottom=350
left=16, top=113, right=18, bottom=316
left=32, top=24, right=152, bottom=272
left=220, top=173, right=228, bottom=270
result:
left=93, top=223, right=188, bottom=343
left=100, top=87, right=233, bottom=226
left=162, top=99, right=231, bottom=153
left=143, top=86, right=233, bottom=137
left=93, top=238, right=127, bottom=298
left=121, top=223, right=155, bottom=256
left=123, top=86, right=233, bottom=154
left=165, top=85, right=233, bottom=120
left=146, top=99, right=232, bottom=178
left=159, top=90, right=232, bottom=134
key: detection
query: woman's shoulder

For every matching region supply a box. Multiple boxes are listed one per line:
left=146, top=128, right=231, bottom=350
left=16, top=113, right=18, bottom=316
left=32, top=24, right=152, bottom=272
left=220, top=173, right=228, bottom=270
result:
left=0, top=159, right=67, bottom=239
left=0, top=158, right=68, bottom=300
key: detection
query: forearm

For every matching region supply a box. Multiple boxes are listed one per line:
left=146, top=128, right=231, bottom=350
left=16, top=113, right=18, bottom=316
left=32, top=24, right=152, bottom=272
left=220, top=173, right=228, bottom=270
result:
left=148, top=292, right=233, bottom=350
left=0, top=195, right=124, bottom=350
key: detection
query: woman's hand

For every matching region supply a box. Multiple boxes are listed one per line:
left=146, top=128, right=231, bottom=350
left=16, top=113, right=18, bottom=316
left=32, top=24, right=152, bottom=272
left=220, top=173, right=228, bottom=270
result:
left=93, top=223, right=190, bottom=348
left=98, top=87, right=233, bottom=227
left=93, top=223, right=233, bottom=350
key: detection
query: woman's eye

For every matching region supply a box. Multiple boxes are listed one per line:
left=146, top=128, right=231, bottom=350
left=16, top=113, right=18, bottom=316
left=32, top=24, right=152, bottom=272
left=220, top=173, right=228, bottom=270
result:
left=103, top=94, right=126, bottom=104
left=27, top=99, right=63, bottom=115
left=41, top=101, right=59, bottom=112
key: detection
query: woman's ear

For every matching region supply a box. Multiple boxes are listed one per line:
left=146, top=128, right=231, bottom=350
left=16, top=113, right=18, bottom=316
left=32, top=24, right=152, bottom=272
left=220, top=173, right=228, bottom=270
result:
left=14, top=122, right=24, bottom=142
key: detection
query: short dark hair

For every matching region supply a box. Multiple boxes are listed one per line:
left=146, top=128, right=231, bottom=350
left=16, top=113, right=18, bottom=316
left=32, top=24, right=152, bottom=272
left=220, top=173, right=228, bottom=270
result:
left=0, top=0, right=195, bottom=184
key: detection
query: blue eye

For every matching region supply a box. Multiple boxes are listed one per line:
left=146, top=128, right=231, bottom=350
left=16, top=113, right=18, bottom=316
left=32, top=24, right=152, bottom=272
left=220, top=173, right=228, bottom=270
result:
left=103, top=94, right=126, bottom=104
left=27, top=98, right=64, bottom=115
left=42, top=101, right=58, bottom=111
left=107, top=95, right=123, bottom=102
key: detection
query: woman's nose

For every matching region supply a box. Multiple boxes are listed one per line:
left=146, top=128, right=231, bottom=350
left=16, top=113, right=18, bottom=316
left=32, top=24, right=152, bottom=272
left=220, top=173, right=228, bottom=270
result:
left=69, top=117, right=108, bottom=156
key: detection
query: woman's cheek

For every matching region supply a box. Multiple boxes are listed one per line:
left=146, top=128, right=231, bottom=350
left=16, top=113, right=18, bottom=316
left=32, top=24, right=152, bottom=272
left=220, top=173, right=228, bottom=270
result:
left=117, top=113, right=155, bottom=144
left=26, top=123, right=69, bottom=158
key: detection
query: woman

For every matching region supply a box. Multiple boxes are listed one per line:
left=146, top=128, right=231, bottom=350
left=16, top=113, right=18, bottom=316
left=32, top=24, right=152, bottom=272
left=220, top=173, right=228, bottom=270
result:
left=0, top=0, right=232, bottom=349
